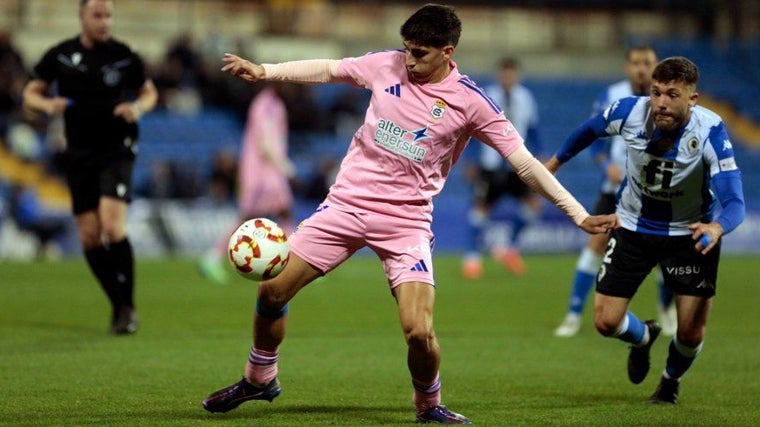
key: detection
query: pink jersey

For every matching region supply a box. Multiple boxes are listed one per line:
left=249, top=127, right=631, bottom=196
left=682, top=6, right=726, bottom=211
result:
left=238, top=86, right=293, bottom=216
left=328, top=50, right=523, bottom=222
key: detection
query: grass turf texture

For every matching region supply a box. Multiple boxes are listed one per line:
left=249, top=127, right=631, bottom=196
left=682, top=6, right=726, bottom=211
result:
left=1, top=255, right=758, bottom=426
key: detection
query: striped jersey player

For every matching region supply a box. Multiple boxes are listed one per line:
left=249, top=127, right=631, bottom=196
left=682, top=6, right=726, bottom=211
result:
left=547, top=56, right=745, bottom=405
left=553, top=46, right=676, bottom=339
left=558, top=92, right=741, bottom=236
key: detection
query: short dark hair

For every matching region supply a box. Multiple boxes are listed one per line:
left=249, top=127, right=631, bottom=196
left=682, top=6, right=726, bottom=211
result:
left=652, top=56, right=699, bottom=87
left=498, top=57, right=520, bottom=70
left=400, top=4, right=461, bottom=48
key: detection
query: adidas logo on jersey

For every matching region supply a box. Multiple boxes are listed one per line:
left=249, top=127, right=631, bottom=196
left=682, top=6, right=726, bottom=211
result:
left=384, top=83, right=401, bottom=98
left=410, top=259, right=429, bottom=272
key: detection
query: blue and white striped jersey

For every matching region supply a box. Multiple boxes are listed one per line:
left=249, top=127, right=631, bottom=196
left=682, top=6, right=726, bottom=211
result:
left=592, top=80, right=634, bottom=195
left=601, top=97, right=739, bottom=235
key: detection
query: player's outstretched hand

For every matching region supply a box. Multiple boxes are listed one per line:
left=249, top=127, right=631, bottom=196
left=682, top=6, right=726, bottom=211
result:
left=688, top=221, right=723, bottom=254
left=221, top=53, right=265, bottom=82
left=580, top=214, right=618, bottom=235
left=544, top=156, right=561, bottom=175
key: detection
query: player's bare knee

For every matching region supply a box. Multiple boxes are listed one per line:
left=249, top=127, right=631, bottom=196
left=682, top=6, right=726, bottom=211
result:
left=676, top=328, right=705, bottom=347
left=77, top=229, right=101, bottom=250
left=594, top=316, right=619, bottom=337
left=101, top=224, right=126, bottom=243
left=257, top=282, right=289, bottom=310
left=403, top=324, right=435, bottom=352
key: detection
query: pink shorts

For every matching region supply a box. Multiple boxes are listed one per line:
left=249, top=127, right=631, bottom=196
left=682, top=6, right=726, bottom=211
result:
left=289, top=205, right=435, bottom=288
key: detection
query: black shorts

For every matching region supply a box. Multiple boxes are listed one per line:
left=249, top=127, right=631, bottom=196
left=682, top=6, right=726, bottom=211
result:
left=597, top=227, right=720, bottom=299
left=593, top=193, right=616, bottom=215
left=64, top=146, right=136, bottom=215
left=474, top=168, right=530, bottom=206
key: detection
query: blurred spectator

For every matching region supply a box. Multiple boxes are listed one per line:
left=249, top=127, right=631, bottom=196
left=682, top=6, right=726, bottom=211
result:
left=9, top=183, right=71, bottom=259
left=206, top=149, right=237, bottom=204
left=153, top=33, right=203, bottom=115
left=3, top=125, right=72, bottom=260
left=278, top=83, right=321, bottom=132
left=167, top=33, right=202, bottom=86
left=0, top=30, right=27, bottom=141
left=135, top=160, right=201, bottom=200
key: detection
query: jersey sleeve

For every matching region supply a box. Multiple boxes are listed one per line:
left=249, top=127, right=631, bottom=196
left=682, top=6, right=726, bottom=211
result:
left=702, top=120, right=745, bottom=234
left=702, top=122, right=739, bottom=177
left=124, top=51, right=148, bottom=91
left=469, top=96, right=524, bottom=158
left=600, top=96, right=638, bottom=136
left=338, top=50, right=398, bottom=89
left=32, top=46, right=60, bottom=83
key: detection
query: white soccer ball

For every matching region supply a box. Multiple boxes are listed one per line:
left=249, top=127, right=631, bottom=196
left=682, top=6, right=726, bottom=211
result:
left=228, top=218, right=290, bottom=281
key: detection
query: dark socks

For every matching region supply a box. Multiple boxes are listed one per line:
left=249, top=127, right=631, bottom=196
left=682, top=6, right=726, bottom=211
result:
left=84, top=246, right=120, bottom=311
left=665, top=338, right=702, bottom=379
left=109, top=238, right=135, bottom=309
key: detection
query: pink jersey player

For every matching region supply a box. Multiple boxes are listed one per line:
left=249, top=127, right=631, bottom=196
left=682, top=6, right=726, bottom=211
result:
left=205, top=4, right=617, bottom=424
left=289, top=51, right=528, bottom=286
left=326, top=50, right=523, bottom=223
left=198, top=85, right=295, bottom=286
left=238, top=85, right=294, bottom=223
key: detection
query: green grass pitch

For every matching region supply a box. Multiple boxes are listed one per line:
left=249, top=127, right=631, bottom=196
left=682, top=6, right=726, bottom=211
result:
left=1, top=255, right=758, bottom=426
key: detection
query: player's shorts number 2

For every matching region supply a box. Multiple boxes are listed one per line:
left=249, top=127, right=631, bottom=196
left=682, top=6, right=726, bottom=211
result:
left=598, top=237, right=617, bottom=281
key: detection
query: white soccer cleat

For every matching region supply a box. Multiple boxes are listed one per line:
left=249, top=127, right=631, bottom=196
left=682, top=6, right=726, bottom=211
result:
left=554, top=313, right=581, bottom=337
left=658, top=304, right=677, bottom=337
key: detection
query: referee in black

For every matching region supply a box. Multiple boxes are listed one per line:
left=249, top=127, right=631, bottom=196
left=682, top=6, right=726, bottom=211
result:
left=23, top=0, right=157, bottom=335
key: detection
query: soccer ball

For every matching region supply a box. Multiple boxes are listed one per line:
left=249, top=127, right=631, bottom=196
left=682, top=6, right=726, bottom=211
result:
left=228, top=218, right=290, bottom=281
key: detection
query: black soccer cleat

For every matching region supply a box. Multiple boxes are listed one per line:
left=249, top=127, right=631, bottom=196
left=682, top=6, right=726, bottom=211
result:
left=110, top=307, right=139, bottom=335
left=627, top=319, right=661, bottom=384
left=202, top=377, right=281, bottom=413
left=649, top=376, right=679, bottom=404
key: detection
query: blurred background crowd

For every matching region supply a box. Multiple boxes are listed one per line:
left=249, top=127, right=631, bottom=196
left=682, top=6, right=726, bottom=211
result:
left=0, top=0, right=758, bottom=259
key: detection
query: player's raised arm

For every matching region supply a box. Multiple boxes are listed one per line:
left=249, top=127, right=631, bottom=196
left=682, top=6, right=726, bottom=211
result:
left=222, top=53, right=343, bottom=84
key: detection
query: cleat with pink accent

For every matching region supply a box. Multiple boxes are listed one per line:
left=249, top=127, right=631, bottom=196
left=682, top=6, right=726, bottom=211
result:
left=202, top=377, right=280, bottom=413
left=416, top=405, right=471, bottom=424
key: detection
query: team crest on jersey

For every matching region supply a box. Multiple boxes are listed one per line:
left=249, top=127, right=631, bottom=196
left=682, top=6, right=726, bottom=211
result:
left=688, top=138, right=699, bottom=153
left=71, top=52, right=82, bottom=66
left=103, top=68, right=122, bottom=87
left=430, top=99, right=446, bottom=120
